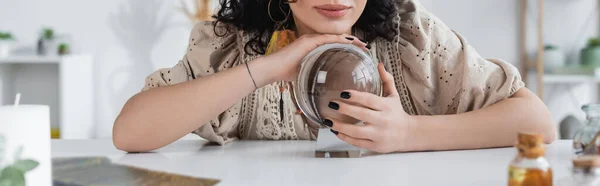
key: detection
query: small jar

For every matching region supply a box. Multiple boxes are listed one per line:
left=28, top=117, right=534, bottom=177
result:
left=508, top=133, right=552, bottom=186
left=558, top=155, right=600, bottom=186
left=574, top=104, right=600, bottom=155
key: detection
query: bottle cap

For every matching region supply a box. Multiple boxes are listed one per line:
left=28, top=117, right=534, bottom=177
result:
left=516, top=132, right=545, bottom=158
left=518, top=132, right=544, bottom=147
left=573, top=155, right=600, bottom=168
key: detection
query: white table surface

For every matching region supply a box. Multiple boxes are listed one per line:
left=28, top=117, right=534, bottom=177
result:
left=52, top=140, right=575, bottom=186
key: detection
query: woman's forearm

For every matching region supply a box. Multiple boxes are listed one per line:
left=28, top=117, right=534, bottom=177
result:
left=410, top=88, right=557, bottom=152
left=113, top=57, right=279, bottom=152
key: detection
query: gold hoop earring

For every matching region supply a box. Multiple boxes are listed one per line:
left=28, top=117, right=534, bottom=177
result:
left=268, top=0, right=293, bottom=29
left=265, top=0, right=297, bottom=56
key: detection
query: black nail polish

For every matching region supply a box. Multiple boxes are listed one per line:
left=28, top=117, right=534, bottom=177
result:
left=331, top=129, right=339, bottom=135
left=328, top=102, right=340, bottom=110
left=366, top=45, right=371, bottom=49
left=359, top=39, right=367, bottom=43
left=323, top=119, right=333, bottom=127
left=345, top=37, right=355, bottom=41
left=341, top=92, right=351, bottom=99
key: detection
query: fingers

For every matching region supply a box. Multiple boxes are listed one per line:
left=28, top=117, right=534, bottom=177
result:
left=330, top=100, right=382, bottom=124
left=326, top=118, right=375, bottom=139
left=311, top=34, right=352, bottom=46
left=335, top=132, right=375, bottom=150
left=339, top=90, right=386, bottom=111
left=378, top=63, right=398, bottom=97
left=341, top=34, right=369, bottom=52
left=343, top=35, right=368, bottom=47
left=303, top=34, right=369, bottom=52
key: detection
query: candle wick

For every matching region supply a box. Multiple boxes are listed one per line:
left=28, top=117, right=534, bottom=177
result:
left=14, top=93, right=21, bottom=106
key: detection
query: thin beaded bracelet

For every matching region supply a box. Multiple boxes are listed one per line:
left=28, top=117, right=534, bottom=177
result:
left=245, top=62, right=258, bottom=89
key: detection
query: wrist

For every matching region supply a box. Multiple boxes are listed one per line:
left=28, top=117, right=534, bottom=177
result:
left=248, top=56, right=281, bottom=87
left=404, top=115, right=427, bottom=152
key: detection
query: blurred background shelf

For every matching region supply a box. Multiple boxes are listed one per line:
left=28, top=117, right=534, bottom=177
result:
left=0, top=55, right=62, bottom=64
left=0, top=54, right=94, bottom=139
left=543, top=74, right=600, bottom=83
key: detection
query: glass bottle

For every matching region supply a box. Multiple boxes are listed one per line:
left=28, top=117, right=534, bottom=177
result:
left=573, top=104, right=600, bottom=155
left=572, top=155, right=600, bottom=186
left=557, top=155, right=600, bottom=186
left=508, top=133, right=552, bottom=186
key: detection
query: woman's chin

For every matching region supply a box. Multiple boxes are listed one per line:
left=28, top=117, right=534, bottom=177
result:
left=309, top=22, right=354, bottom=35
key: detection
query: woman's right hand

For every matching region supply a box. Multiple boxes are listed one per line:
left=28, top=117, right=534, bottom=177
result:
left=264, top=34, right=369, bottom=82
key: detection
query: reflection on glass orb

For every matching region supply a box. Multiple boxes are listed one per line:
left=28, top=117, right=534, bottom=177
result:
left=292, top=44, right=382, bottom=128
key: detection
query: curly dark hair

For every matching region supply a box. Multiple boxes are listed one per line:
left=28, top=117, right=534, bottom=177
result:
left=213, top=0, right=398, bottom=55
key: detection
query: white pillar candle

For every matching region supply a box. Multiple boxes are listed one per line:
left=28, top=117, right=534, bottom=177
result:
left=0, top=105, right=51, bottom=186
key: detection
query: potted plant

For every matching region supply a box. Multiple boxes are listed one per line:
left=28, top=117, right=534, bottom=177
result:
left=543, top=44, right=565, bottom=72
left=581, top=37, right=600, bottom=67
left=0, top=135, right=39, bottom=186
left=0, top=32, right=16, bottom=58
left=42, top=29, right=54, bottom=40
left=58, top=43, right=70, bottom=55
left=37, top=28, right=55, bottom=56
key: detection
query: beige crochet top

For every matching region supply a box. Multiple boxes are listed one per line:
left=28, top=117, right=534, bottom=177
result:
left=141, top=0, right=524, bottom=145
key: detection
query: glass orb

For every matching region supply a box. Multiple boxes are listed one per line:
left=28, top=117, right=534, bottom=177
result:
left=292, top=44, right=382, bottom=128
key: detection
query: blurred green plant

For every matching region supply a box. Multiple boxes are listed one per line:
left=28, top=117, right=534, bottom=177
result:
left=42, top=28, right=54, bottom=40
left=0, top=135, right=39, bottom=186
left=0, top=32, right=15, bottom=41
left=544, top=45, right=557, bottom=51
left=58, top=43, right=70, bottom=55
left=587, top=37, right=600, bottom=48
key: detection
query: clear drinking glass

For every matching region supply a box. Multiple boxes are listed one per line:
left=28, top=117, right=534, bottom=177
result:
left=291, top=44, right=382, bottom=127
left=573, top=104, right=600, bottom=155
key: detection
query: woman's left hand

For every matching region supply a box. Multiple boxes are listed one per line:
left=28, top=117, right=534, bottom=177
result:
left=325, top=63, right=418, bottom=153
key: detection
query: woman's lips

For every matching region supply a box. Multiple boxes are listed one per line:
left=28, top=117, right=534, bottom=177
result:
left=314, top=4, right=351, bottom=18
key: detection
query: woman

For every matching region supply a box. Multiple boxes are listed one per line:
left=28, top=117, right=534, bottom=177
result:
left=113, top=0, right=557, bottom=153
